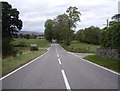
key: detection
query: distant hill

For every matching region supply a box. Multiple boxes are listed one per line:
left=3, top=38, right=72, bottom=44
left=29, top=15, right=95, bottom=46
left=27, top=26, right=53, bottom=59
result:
left=18, top=31, right=44, bottom=35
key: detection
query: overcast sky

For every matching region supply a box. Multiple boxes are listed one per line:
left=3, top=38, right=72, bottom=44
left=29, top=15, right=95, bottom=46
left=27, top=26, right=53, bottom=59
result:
left=3, top=0, right=120, bottom=33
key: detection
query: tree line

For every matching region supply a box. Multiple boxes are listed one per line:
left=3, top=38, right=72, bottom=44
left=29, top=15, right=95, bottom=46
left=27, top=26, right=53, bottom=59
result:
left=44, top=6, right=81, bottom=46
left=75, top=26, right=101, bottom=45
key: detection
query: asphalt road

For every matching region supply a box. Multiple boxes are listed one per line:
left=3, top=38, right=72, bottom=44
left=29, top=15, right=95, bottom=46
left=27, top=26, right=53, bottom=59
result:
left=1, top=44, right=119, bottom=90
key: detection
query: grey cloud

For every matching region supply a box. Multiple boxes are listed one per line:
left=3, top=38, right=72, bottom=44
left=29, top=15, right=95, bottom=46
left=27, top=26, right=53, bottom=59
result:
left=4, top=0, right=120, bottom=32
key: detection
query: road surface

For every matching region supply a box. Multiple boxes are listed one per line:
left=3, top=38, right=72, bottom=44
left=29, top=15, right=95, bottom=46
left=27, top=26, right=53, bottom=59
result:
left=1, top=44, right=119, bottom=90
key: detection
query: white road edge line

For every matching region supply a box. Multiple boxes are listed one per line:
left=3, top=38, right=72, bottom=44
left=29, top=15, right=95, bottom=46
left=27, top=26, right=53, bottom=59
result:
left=61, top=70, right=71, bottom=91
left=0, top=47, right=50, bottom=81
left=58, top=58, right=62, bottom=65
left=68, top=52, right=120, bottom=75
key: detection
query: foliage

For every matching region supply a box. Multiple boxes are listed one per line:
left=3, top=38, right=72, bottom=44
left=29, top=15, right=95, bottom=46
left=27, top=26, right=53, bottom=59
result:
left=31, top=34, right=37, bottom=39
left=44, top=19, right=54, bottom=42
left=53, top=14, right=74, bottom=44
left=62, top=40, right=99, bottom=53
left=75, top=26, right=101, bottom=45
left=44, top=6, right=81, bottom=46
left=111, top=14, right=120, bottom=22
left=23, top=34, right=30, bottom=39
left=101, top=23, right=120, bottom=49
left=2, top=2, right=22, bottom=57
left=30, top=46, right=38, bottom=51
left=2, top=49, right=46, bottom=76
left=15, top=41, right=27, bottom=47
left=12, top=39, right=50, bottom=48
left=66, top=6, right=81, bottom=29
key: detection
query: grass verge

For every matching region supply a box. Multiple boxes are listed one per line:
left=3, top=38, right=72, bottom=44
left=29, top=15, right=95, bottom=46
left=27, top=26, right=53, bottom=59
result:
left=62, top=40, right=99, bottom=53
left=84, top=55, right=120, bottom=73
left=2, top=49, right=47, bottom=76
left=2, top=39, right=50, bottom=76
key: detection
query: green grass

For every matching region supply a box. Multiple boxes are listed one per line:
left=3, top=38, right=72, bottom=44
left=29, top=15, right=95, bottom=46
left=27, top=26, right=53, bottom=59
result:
left=2, top=49, right=47, bottom=76
left=70, top=40, right=99, bottom=53
left=12, top=38, right=50, bottom=48
left=2, top=38, right=50, bottom=76
left=62, top=40, right=99, bottom=53
left=84, top=55, right=120, bottom=73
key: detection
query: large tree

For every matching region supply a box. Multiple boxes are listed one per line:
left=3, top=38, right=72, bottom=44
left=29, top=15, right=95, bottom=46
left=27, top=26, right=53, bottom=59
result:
left=66, top=6, right=81, bottom=29
left=44, top=19, right=54, bottom=42
left=2, top=2, right=22, bottom=57
left=66, top=6, right=81, bottom=45
left=44, top=6, right=80, bottom=46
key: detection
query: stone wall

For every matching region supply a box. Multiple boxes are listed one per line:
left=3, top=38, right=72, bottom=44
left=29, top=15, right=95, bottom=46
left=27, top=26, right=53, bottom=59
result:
left=97, top=48, right=120, bottom=60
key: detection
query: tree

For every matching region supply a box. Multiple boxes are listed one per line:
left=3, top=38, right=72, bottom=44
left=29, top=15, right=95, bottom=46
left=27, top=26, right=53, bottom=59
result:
left=101, top=22, right=120, bottom=49
left=54, top=14, right=70, bottom=44
left=75, top=26, right=101, bottom=45
left=66, top=6, right=81, bottom=45
left=100, top=14, right=120, bottom=49
left=2, top=2, right=22, bottom=57
left=44, top=6, right=80, bottom=46
left=44, top=19, right=54, bottom=42
left=31, top=34, right=37, bottom=39
left=111, top=14, right=120, bottom=22
left=66, top=6, right=81, bottom=29
left=24, top=34, right=30, bottom=39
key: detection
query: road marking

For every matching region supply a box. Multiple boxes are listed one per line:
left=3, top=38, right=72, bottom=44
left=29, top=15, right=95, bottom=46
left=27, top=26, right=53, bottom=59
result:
left=68, top=52, right=120, bottom=76
left=0, top=47, right=50, bottom=80
left=55, top=45, right=60, bottom=58
left=58, top=58, right=62, bottom=65
left=61, top=70, right=71, bottom=91
left=57, top=54, right=59, bottom=57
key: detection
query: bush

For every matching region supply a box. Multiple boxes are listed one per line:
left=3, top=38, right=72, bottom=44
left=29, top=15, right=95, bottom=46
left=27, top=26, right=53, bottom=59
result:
left=30, top=46, right=38, bottom=51
left=12, top=48, right=18, bottom=57
left=63, top=45, right=90, bottom=53
left=16, top=41, right=27, bottom=47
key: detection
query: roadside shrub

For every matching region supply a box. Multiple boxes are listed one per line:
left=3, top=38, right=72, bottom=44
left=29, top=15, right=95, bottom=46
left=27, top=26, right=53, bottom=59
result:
left=63, top=45, right=90, bottom=53
left=30, top=46, right=38, bottom=51
left=17, top=41, right=27, bottom=47
left=64, top=40, right=71, bottom=46
left=12, top=47, right=18, bottom=57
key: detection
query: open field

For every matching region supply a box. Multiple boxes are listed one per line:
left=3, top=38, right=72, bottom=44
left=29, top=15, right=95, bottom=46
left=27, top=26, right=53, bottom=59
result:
left=84, top=55, right=120, bottom=73
left=12, top=38, right=50, bottom=48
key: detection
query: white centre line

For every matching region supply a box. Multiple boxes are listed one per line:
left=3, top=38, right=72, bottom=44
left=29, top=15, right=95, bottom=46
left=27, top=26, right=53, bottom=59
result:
left=57, top=54, right=59, bottom=57
left=58, top=58, right=62, bottom=65
left=61, top=70, right=71, bottom=91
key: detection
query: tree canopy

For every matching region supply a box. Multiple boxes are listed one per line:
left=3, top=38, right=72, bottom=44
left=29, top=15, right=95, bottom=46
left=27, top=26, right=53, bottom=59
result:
left=2, top=2, right=22, bottom=57
left=44, top=6, right=81, bottom=46
left=75, top=26, right=101, bottom=45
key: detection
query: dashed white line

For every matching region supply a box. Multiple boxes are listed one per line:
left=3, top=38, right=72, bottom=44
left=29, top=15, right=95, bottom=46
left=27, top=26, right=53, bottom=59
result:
left=61, top=70, right=71, bottom=91
left=58, top=58, right=62, bottom=65
left=57, top=54, right=59, bottom=57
